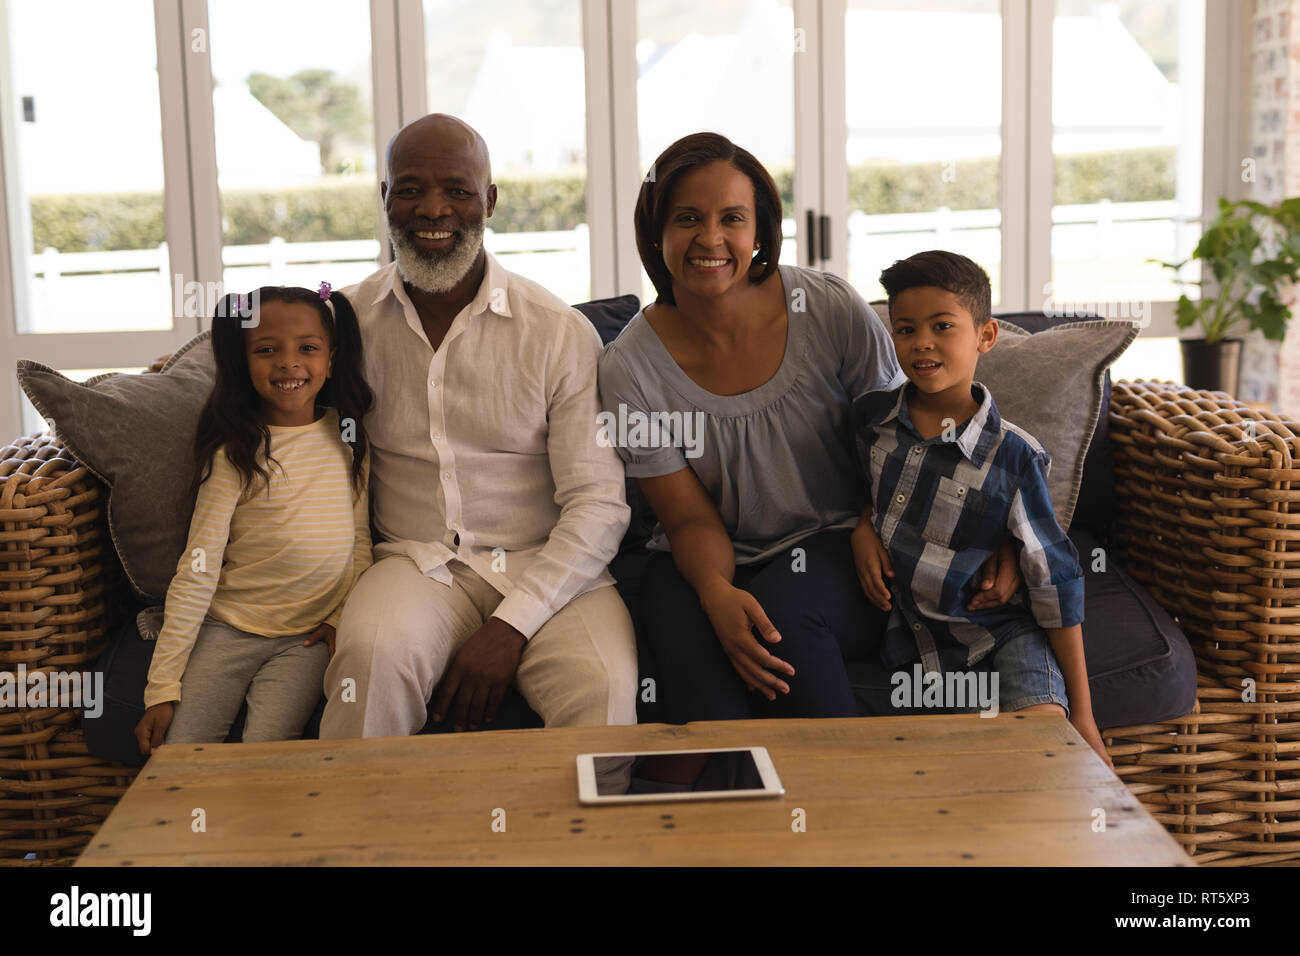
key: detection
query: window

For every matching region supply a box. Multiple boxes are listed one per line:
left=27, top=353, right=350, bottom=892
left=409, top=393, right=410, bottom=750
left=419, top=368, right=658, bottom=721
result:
left=424, top=0, right=590, bottom=302
left=208, top=0, right=380, bottom=299
left=0, top=0, right=1233, bottom=439
left=636, top=0, right=797, bottom=300
left=843, top=0, right=1003, bottom=303
left=1050, top=0, right=1204, bottom=312
left=3, top=0, right=172, bottom=334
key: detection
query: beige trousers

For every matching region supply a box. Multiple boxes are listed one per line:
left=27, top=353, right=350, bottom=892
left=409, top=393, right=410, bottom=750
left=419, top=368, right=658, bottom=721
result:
left=319, top=554, right=638, bottom=739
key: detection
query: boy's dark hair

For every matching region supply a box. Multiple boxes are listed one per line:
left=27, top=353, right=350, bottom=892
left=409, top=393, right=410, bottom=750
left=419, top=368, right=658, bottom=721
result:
left=634, top=131, right=783, bottom=306
left=192, top=286, right=374, bottom=504
left=879, top=250, right=992, bottom=326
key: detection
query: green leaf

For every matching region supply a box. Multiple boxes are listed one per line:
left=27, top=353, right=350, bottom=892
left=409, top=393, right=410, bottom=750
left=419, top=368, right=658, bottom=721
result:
left=1252, top=291, right=1290, bottom=341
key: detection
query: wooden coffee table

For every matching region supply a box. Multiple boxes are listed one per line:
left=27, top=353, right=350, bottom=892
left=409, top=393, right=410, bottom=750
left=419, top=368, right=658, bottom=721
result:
left=76, top=714, right=1191, bottom=866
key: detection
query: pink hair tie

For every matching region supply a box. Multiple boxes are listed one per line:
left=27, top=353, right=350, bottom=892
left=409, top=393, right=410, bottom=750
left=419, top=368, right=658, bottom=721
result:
left=318, top=281, right=332, bottom=300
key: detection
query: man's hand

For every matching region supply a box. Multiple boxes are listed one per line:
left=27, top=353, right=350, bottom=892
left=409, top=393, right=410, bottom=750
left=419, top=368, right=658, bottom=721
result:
left=301, top=622, right=336, bottom=658
left=134, top=702, right=175, bottom=756
left=967, top=537, right=1022, bottom=611
left=851, top=520, right=894, bottom=611
left=698, top=579, right=794, bottom=701
left=144, top=353, right=172, bottom=374
left=431, top=617, right=526, bottom=730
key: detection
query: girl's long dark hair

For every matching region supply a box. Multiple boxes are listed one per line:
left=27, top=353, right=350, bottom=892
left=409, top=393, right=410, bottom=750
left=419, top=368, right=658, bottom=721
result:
left=191, top=286, right=374, bottom=504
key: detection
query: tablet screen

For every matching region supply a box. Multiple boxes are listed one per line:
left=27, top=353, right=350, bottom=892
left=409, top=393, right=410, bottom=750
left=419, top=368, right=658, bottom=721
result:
left=594, top=749, right=766, bottom=796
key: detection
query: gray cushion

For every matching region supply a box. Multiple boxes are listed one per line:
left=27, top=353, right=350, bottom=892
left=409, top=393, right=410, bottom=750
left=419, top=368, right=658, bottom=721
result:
left=15, top=332, right=215, bottom=602
left=991, top=311, right=1116, bottom=539
left=870, top=302, right=1135, bottom=529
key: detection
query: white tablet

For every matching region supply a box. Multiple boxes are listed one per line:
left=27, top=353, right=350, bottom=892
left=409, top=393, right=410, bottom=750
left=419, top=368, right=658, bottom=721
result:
left=575, top=747, right=785, bottom=805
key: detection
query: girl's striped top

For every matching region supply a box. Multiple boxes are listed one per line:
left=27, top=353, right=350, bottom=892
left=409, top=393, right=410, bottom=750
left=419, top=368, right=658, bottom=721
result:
left=144, top=407, right=372, bottom=708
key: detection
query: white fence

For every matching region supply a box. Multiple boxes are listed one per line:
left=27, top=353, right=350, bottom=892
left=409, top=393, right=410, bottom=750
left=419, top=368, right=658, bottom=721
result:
left=22, top=204, right=1193, bottom=334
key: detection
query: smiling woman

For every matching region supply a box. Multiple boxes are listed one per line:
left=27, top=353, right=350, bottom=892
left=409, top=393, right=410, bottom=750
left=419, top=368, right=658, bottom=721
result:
left=635, top=132, right=784, bottom=310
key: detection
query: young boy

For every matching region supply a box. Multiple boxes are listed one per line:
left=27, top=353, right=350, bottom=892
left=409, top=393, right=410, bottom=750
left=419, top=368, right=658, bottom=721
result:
left=850, top=250, right=1113, bottom=767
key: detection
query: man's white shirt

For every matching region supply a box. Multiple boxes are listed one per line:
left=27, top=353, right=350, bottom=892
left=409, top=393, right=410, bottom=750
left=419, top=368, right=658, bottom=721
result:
left=341, top=253, right=630, bottom=639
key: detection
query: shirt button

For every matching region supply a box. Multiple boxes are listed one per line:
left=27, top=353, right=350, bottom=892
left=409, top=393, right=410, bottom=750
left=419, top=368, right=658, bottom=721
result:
left=895, top=494, right=905, bottom=504
left=442, top=472, right=451, bottom=481
left=430, top=380, right=439, bottom=389
left=431, top=429, right=440, bottom=439
left=913, top=623, right=921, bottom=631
left=912, top=447, right=922, bottom=455
left=957, top=487, right=966, bottom=497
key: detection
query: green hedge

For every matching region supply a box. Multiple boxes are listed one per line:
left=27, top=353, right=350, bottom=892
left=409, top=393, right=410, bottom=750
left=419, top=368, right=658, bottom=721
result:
left=29, top=147, right=1175, bottom=253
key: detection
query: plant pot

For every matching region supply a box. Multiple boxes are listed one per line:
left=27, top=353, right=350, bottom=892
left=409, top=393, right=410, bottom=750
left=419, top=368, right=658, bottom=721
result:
left=1180, top=338, right=1243, bottom=396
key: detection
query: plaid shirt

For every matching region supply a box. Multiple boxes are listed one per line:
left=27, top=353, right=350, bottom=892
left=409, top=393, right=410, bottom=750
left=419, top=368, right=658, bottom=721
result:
left=851, top=382, right=1085, bottom=675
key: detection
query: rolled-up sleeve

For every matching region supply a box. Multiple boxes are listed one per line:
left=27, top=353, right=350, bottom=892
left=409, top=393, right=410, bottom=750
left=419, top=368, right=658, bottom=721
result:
left=1007, top=450, right=1084, bottom=629
left=491, top=316, right=631, bottom=639
left=596, top=342, right=688, bottom=479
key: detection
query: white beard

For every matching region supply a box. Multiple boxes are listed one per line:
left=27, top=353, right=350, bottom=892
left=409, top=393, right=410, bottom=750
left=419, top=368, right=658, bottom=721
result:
left=388, top=217, right=486, bottom=294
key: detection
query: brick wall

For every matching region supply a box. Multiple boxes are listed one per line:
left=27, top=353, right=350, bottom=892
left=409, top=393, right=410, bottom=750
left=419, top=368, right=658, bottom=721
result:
left=1245, top=0, right=1300, bottom=413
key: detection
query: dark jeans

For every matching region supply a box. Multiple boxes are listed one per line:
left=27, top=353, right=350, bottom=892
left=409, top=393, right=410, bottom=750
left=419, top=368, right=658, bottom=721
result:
left=641, top=528, right=888, bottom=723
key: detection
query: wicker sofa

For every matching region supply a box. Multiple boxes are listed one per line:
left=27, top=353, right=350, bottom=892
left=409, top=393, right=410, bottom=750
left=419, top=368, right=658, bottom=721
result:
left=2, top=377, right=1298, bottom=865
left=1103, top=381, right=1300, bottom=866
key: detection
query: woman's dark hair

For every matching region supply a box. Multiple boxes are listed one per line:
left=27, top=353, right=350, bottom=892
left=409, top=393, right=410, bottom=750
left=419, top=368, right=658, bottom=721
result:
left=634, top=132, right=783, bottom=305
left=191, top=286, right=374, bottom=505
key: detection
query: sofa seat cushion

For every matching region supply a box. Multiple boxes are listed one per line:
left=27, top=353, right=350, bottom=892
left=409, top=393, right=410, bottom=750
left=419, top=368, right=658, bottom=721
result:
left=844, top=527, right=1197, bottom=729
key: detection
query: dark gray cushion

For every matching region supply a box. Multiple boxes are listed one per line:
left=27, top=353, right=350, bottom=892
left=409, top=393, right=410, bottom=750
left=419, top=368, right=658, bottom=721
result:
left=845, top=527, right=1197, bottom=729
left=16, top=333, right=215, bottom=602
left=993, top=311, right=1116, bottom=540
left=574, top=294, right=640, bottom=347
left=573, top=294, right=658, bottom=552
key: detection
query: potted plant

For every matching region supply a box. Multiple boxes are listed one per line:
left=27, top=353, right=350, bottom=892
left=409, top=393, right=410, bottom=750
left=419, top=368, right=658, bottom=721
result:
left=1155, top=196, right=1300, bottom=395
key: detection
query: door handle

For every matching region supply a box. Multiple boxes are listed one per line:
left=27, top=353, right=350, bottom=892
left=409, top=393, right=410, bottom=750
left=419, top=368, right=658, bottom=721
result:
left=805, top=210, right=817, bottom=267
left=820, top=215, right=831, bottom=263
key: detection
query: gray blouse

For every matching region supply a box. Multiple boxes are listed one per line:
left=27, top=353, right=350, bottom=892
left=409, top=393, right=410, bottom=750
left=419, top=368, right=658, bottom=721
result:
left=597, top=264, right=905, bottom=564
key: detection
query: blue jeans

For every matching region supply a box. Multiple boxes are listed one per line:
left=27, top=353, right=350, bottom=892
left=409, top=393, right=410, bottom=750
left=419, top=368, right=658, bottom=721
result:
left=989, top=625, right=1070, bottom=715
left=641, top=529, right=888, bottom=723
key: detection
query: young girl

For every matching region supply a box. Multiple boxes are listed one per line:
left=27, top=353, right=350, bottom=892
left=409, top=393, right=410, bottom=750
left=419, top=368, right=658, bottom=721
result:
left=134, top=284, right=374, bottom=754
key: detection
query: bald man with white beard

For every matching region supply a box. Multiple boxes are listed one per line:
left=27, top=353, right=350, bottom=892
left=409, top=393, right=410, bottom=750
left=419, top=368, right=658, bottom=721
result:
left=318, top=114, right=638, bottom=742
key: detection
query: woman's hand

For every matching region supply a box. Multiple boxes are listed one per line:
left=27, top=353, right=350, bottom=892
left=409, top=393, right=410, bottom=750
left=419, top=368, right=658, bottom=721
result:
left=302, top=622, right=336, bottom=658
left=698, top=579, right=794, bottom=701
left=851, top=520, right=894, bottom=611
left=134, top=702, right=175, bottom=756
left=967, top=537, right=1022, bottom=611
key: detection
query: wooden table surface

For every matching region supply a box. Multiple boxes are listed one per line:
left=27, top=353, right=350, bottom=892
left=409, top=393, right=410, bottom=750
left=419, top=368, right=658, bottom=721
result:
left=77, top=714, right=1192, bottom=866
